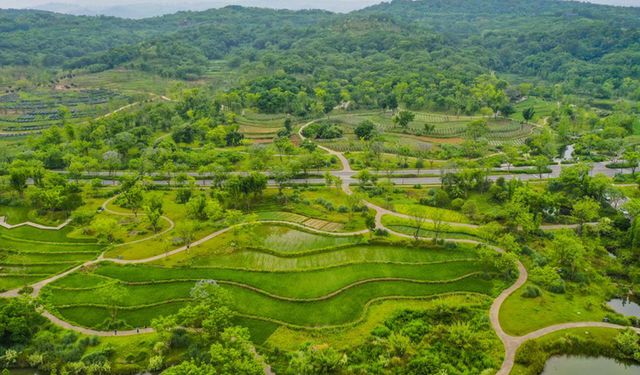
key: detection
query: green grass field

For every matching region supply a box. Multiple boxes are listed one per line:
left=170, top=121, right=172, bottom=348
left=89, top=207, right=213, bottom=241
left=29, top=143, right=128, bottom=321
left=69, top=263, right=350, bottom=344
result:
left=0, top=225, right=102, bottom=292
left=499, top=281, right=610, bottom=336
left=43, top=239, right=505, bottom=332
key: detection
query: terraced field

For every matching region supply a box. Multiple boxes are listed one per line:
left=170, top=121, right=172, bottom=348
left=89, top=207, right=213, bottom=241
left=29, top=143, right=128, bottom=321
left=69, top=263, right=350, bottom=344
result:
left=236, top=111, right=288, bottom=140
left=41, top=228, right=505, bottom=334
left=0, top=225, right=102, bottom=292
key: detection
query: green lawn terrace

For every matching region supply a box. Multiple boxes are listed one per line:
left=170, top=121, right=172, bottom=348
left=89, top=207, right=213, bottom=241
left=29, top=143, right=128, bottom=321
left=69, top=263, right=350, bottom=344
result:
left=0, top=88, right=132, bottom=133
left=42, top=236, right=507, bottom=335
left=0, top=225, right=102, bottom=292
left=102, top=186, right=369, bottom=260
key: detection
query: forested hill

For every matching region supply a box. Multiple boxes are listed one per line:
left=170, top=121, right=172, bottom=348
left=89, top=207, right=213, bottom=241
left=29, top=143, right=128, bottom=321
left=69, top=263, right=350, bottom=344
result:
left=1, top=0, right=640, bottom=101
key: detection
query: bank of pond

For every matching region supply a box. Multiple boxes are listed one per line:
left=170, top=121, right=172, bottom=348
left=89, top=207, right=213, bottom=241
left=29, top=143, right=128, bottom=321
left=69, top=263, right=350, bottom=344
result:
left=608, top=296, right=640, bottom=319
left=542, top=355, right=640, bottom=375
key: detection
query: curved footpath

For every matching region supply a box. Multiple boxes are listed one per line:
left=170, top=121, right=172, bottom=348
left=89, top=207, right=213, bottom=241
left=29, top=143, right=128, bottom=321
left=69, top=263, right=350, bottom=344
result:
left=0, top=125, right=637, bottom=375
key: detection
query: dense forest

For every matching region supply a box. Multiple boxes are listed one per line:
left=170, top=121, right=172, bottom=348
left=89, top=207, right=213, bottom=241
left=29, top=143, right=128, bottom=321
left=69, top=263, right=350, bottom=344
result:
left=2, top=0, right=640, bottom=104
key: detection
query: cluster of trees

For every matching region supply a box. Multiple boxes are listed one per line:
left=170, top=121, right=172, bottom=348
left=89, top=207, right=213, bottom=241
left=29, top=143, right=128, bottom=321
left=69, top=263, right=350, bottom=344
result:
left=6, top=1, right=640, bottom=110
left=6, top=159, right=82, bottom=214
left=280, top=302, right=503, bottom=374
left=0, top=298, right=112, bottom=374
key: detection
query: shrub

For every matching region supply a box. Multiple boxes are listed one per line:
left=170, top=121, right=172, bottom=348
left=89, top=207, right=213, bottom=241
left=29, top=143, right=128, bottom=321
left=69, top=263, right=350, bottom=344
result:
left=451, top=198, right=465, bottom=210
left=521, top=286, right=542, bottom=298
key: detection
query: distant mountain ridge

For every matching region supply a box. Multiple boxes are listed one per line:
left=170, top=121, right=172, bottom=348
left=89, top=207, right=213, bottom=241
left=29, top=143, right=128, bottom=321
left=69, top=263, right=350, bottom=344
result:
left=27, top=1, right=383, bottom=18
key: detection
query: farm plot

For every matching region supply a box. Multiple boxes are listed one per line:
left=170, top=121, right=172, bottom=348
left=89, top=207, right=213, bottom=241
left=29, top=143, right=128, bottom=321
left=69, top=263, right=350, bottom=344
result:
left=42, top=240, right=504, bottom=330
left=334, top=111, right=535, bottom=146
left=0, top=89, right=130, bottom=131
left=0, top=226, right=102, bottom=292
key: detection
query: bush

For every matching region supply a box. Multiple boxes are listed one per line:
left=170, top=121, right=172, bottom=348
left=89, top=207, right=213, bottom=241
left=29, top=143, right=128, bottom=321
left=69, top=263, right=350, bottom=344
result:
left=71, top=209, right=96, bottom=225
left=451, top=198, right=465, bottom=210
left=175, top=188, right=192, bottom=204
left=522, top=286, right=542, bottom=298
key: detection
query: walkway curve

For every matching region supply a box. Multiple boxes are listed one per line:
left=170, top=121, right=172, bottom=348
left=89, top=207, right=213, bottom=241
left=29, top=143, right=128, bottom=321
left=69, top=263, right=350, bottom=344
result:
left=306, top=131, right=638, bottom=375
left=99, top=195, right=175, bottom=250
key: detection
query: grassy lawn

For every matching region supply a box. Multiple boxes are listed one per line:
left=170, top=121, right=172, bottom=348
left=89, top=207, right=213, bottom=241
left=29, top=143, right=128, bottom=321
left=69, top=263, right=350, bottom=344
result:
left=362, top=187, right=471, bottom=223
left=381, top=215, right=482, bottom=239
left=499, top=281, right=610, bottom=336
left=155, top=242, right=479, bottom=270
left=0, top=223, right=103, bottom=292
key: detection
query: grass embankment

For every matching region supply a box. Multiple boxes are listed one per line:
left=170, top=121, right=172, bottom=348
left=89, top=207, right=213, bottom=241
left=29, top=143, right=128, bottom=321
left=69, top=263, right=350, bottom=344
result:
left=511, top=327, right=634, bottom=375
left=499, top=281, right=611, bottom=336
left=0, top=225, right=102, bottom=291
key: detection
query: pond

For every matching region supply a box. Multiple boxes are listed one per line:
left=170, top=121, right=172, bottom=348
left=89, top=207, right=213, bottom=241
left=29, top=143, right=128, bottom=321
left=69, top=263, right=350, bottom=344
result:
left=542, top=355, right=640, bottom=375
left=608, top=296, right=640, bottom=318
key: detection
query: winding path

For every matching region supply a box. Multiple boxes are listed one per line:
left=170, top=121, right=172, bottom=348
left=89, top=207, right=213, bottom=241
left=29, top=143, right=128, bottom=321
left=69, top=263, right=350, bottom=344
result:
left=298, top=125, right=640, bottom=374
left=1, top=120, right=637, bottom=375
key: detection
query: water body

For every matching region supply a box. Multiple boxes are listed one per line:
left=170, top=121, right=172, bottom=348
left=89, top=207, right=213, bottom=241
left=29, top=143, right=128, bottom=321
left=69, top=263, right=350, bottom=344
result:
left=542, top=355, right=640, bottom=375
left=608, top=296, right=640, bottom=318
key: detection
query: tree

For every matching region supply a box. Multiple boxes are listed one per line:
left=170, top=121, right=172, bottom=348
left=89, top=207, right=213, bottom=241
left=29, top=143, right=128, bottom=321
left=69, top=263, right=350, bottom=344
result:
left=102, top=150, right=121, bottom=177
left=91, top=216, right=122, bottom=244
left=97, top=283, right=128, bottom=326
left=522, top=107, right=536, bottom=123
left=365, top=214, right=376, bottom=236
left=288, top=343, right=346, bottom=375
left=503, top=145, right=519, bottom=172
left=225, top=130, right=244, bottom=147
left=415, top=157, right=425, bottom=176
left=432, top=209, right=450, bottom=242
left=346, top=193, right=363, bottom=220
left=550, top=232, right=585, bottom=281
left=465, top=119, right=489, bottom=140
left=393, top=110, right=415, bottom=129
left=409, top=207, right=427, bottom=241
left=273, top=163, right=294, bottom=200
left=623, top=148, right=640, bottom=176
left=122, top=182, right=145, bottom=217
left=145, top=194, right=164, bottom=233
left=0, top=298, right=42, bottom=346
left=177, top=221, right=197, bottom=249
left=273, top=136, right=294, bottom=161
left=572, top=198, right=599, bottom=235
left=354, top=120, right=377, bottom=140
left=534, top=155, right=550, bottom=179
left=8, top=165, right=28, bottom=197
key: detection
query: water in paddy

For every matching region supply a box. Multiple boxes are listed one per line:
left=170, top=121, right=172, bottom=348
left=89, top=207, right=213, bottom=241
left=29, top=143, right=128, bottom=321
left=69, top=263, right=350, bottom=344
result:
left=607, top=296, right=640, bottom=318
left=542, top=355, right=640, bottom=375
